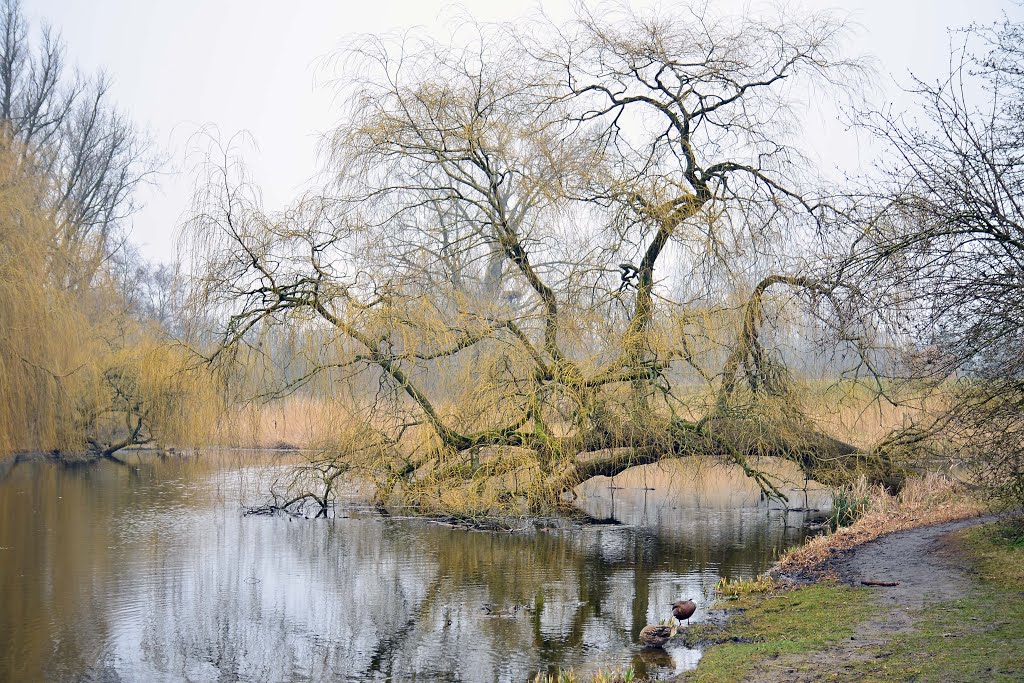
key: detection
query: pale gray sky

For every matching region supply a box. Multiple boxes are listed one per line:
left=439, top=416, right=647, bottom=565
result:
left=27, top=0, right=1018, bottom=262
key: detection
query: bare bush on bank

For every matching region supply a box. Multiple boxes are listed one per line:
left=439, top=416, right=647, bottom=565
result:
left=832, top=8, right=1024, bottom=511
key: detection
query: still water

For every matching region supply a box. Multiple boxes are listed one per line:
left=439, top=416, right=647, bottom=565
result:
left=0, top=452, right=828, bottom=682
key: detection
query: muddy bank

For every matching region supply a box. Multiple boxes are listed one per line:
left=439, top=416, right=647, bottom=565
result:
left=830, top=515, right=997, bottom=598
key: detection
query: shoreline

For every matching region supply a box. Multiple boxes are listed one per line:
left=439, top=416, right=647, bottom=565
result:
left=677, top=513, right=1022, bottom=682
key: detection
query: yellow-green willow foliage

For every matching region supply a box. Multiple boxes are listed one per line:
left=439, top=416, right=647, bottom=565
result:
left=184, top=5, right=913, bottom=516
left=0, top=141, right=220, bottom=457
left=0, top=143, right=88, bottom=453
left=85, top=323, right=223, bottom=445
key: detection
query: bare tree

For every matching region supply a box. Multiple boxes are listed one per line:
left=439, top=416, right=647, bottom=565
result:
left=837, top=8, right=1024, bottom=508
left=0, top=0, right=153, bottom=283
left=188, top=4, right=894, bottom=515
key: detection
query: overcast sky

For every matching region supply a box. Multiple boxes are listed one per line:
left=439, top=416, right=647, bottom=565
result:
left=26, top=0, right=1019, bottom=262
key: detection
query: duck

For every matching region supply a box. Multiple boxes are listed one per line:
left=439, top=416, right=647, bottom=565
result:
left=480, top=603, right=522, bottom=617
left=639, top=623, right=677, bottom=648
left=672, top=598, right=697, bottom=625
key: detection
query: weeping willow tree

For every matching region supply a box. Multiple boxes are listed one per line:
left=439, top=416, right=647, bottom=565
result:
left=0, top=139, right=87, bottom=454
left=0, top=139, right=220, bottom=460
left=187, top=3, right=904, bottom=515
left=0, top=0, right=226, bottom=462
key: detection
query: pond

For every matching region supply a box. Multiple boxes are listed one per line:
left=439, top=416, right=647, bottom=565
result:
left=0, top=452, right=830, bottom=682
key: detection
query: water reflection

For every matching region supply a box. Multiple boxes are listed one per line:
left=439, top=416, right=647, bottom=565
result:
left=0, top=453, right=828, bottom=682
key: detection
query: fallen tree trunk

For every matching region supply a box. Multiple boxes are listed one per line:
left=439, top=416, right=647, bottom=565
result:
left=543, top=415, right=906, bottom=506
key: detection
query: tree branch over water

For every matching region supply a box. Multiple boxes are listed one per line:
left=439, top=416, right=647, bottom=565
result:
left=185, top=3, right=899, bottom=515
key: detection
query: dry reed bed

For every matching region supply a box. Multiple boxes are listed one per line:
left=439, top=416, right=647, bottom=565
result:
left=218, top=386, right=931, bottom=450
left=773, top=473, right=986, bottom=577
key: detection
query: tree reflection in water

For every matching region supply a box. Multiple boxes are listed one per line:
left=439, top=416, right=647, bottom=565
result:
left=0, top=454, right=827, bottom=682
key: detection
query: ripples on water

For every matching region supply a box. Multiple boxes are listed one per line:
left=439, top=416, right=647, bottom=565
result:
left=0, top=452, right=829, bottom=682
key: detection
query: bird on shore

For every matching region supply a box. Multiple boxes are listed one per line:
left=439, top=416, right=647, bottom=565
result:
left=672, top=599, right=697, bottom=625
left=639, top=623, right=677, bottom=648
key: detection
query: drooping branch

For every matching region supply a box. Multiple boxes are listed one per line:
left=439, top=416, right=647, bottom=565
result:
left=718, top=274, right=844, bottom=407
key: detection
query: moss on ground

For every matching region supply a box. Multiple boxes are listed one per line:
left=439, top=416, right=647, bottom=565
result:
left=680, top=585, right=870, bottom=683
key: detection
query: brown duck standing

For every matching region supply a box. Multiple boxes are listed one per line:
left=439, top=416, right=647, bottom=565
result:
left=672, top=599, right=697, bottom=625
left=639, top=624, right=676, bottom=648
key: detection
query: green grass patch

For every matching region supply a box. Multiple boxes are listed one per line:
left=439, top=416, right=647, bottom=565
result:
left=682, top=584, right=870, bottom=683
left=960, top=518, right=1024, bottom=587
left=845, top=592, right=1024, bottom=682
left=682, top=520, right=1024, bottom=682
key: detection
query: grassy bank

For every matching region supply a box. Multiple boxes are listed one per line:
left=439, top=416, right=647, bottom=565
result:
left=835, top=521, right=1024, bottom=682
left=681, top=584, right=870, bottom=682
left=679, top=519, right=1023, bottom=682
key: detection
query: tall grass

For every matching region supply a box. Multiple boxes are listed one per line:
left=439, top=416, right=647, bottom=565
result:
left=828, top=479, right=871, bottom=531
left=532, top=666, right=638, bottom=683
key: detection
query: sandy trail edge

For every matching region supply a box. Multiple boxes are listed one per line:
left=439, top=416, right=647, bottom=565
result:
left=737, top=515, right=999, bottom=683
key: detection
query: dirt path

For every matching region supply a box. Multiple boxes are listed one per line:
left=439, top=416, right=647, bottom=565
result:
left=744, top=515, right=996, bottom=683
